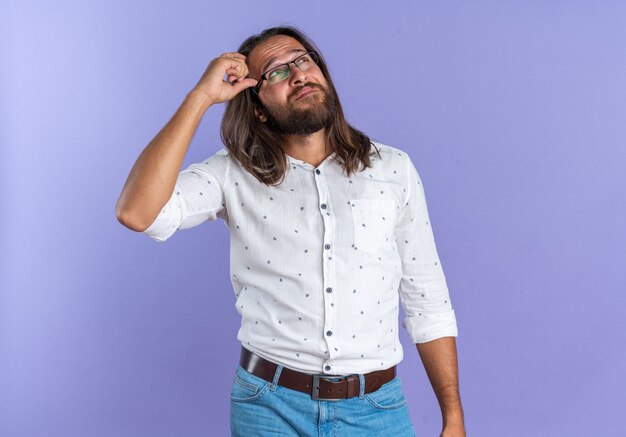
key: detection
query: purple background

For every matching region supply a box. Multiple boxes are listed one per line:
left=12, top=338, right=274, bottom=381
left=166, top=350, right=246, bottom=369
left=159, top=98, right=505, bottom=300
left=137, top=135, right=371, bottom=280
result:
left=2, top=1, right=625, bottom=436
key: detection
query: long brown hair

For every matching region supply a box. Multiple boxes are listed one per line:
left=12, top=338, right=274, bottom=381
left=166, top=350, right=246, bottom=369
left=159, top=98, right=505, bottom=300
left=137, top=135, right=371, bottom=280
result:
left=220, top=25, right=381, bottom=187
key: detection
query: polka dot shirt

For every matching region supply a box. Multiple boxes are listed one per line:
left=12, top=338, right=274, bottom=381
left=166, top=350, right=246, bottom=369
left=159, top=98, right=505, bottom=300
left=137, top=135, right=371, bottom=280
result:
left=142, top=141, right=458, bottom=375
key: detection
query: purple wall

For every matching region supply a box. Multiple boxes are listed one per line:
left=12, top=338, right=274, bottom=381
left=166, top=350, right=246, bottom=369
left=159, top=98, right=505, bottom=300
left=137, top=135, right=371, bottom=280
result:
left=2, top=1, right=625, bottom=436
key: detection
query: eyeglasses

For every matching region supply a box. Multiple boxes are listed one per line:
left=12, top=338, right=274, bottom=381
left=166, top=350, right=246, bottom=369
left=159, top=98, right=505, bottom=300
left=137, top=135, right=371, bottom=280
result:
left=252, top=51, right=320, bottom=96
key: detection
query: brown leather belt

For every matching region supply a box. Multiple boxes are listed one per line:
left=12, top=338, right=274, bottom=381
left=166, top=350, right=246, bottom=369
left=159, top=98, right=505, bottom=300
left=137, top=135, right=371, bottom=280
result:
left=239, top=346, right=396, bottom=401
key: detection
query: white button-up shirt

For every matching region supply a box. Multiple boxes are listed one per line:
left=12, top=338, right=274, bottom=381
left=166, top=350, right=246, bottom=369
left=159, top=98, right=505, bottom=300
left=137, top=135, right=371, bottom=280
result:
left=142, top=141, right=458, bottom=375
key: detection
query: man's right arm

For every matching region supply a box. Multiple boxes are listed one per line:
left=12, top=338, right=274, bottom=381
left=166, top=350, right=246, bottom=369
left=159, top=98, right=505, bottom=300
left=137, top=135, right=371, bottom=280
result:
left=114, top=90, right=213, bottom=232
left=114, top=52, right=258, bottom=232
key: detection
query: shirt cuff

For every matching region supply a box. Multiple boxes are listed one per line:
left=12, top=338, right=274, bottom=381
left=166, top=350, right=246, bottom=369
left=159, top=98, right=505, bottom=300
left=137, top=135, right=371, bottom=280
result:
left=141, top=193, right=182, bottom=243
left=402, top=309, right=458, bottom=344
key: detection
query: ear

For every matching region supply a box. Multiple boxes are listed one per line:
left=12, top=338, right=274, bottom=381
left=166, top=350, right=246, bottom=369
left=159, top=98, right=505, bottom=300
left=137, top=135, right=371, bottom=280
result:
left=253, top=105, right=268, bottom=123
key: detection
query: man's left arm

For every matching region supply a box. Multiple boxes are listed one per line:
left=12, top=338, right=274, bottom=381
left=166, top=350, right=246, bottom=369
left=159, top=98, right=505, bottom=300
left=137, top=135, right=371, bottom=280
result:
left=393, top=153, right=465, bottom=436
left=416, top=336, right=465, bottom=437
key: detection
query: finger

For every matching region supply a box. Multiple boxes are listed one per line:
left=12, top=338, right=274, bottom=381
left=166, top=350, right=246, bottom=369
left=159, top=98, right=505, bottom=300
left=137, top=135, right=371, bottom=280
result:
left=226, top=71, right=249, bottom=83
left=221, top=56, right=248, bottom=70
left=220, top=52, right=246, bottom=60
left=225, top=64, right=250, bottom=81
left=223, top=62, right=243, bottom=75
left=224, top=70, right=243, bottom=82
left=231, top=58, right=248, bottom=75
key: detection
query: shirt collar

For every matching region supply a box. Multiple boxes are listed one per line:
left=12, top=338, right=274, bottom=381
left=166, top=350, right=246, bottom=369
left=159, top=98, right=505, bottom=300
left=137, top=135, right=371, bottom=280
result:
left=286, top=151, right=338, bottom=170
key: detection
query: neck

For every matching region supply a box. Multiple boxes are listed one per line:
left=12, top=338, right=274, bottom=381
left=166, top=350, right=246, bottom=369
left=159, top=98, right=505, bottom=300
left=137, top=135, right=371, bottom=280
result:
left=283, top=129, right=331, bottom=167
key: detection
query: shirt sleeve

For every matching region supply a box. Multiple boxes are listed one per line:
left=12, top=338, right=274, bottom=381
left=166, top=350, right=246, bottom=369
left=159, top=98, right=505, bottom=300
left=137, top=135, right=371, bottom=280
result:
left=142, top=150, right=228, bottom=243
left=394, top=153, right=458, bottom=343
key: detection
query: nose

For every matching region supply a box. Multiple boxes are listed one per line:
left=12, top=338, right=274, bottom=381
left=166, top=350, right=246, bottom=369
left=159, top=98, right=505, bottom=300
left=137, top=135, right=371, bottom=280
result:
left=288, top=62, right=308, bottom=86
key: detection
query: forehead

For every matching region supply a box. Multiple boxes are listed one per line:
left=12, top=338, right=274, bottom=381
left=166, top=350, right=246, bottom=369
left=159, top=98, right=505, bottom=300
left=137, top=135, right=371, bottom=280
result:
left=247, top=35, right=307, bottom=76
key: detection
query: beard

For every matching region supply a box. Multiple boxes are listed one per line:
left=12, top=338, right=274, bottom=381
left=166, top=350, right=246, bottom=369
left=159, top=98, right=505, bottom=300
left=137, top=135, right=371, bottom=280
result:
left=261, top=84, right=337, bottom=136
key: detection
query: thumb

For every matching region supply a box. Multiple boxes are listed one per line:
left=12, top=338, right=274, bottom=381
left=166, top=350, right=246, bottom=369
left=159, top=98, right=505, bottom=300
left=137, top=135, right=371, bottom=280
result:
left=231, top=77, right=258, bottom=94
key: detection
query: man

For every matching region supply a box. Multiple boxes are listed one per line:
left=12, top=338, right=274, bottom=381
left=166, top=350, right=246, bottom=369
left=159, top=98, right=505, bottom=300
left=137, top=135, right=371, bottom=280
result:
left=115, top=25, right=465, bottom=437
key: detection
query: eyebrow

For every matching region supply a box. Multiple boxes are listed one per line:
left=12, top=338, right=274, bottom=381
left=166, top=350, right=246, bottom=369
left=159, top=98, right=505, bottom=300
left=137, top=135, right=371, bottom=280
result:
left=261, top=48, right=307, bottom=75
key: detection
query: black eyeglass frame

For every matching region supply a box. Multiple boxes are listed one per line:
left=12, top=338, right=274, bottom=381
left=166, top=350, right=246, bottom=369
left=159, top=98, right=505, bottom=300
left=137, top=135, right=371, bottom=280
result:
left=251, top=51, right=320, bottom=96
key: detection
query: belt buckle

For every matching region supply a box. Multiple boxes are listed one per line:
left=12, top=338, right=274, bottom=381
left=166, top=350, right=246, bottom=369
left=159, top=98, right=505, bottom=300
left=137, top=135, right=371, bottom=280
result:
left=311, top=374, right=342, bottom=401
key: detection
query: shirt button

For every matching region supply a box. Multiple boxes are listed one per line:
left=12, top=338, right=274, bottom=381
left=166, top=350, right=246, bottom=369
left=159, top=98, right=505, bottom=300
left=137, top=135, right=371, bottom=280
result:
left=325, top=365, right=331, bottom=371
left=320, top=203, right=327, bottom=209
left=324, top=244, right=331, bottom=250
left=315, top=169, right=321, bottom=175
left=326, top=330, right=333, bottom=336
left=325, top=287, right=332, bottom=293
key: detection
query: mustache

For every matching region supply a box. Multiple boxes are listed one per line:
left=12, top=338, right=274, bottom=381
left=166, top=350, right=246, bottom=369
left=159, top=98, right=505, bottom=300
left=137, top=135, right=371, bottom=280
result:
left=291, top=84, right=323, bottom=101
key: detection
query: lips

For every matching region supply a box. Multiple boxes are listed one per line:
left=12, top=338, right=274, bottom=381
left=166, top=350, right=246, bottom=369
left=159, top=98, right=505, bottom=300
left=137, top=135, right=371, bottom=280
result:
left=294, top=86, right=319, bottom=100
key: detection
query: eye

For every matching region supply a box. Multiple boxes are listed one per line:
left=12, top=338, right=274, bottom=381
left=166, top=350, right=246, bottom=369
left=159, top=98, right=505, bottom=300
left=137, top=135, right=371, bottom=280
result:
left=268, top=67, right=289, bottom=81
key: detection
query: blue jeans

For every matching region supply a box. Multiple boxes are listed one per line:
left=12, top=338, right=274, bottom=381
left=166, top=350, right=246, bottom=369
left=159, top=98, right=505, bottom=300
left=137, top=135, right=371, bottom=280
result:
left=230, top=364, right=416, bottom=436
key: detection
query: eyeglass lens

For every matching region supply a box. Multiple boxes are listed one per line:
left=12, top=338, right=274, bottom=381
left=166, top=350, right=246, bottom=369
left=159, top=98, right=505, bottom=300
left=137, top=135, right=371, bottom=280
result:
left=266, top=53, right=318, bottom=85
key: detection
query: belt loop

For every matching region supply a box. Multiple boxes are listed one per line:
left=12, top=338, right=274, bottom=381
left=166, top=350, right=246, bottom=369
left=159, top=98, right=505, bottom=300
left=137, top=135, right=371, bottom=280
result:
left=270, top=364, right=284, bottom=391
left=358, top=373, right=365, bottom=399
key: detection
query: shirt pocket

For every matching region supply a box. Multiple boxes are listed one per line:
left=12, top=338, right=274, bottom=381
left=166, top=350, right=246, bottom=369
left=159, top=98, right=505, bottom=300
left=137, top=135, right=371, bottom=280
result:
left=349, top=198, right=397, bottom=254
